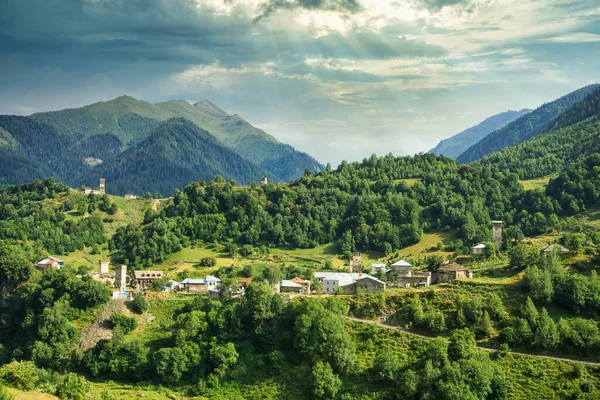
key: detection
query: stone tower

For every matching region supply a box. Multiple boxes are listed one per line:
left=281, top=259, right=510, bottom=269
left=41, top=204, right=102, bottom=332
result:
left=492, top=221, right=503, bottom=249
left=115, top=264, right=127, bottom=291
left=99, top=260, right=109, bottom=275
left=99, top=178, right=106, bottom=194
left=349, top=252, right=362, bottom=273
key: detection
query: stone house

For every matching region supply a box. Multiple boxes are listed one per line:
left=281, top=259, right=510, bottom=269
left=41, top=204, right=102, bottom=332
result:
left=132, top=270, right=164, bottom=289
left=315, top=272, right=384, bottom=295
left=435, top=263, right=472, bottom=283
left=390, top=260, right=413, bottom=275
left=355, top=275, right=386, bottom=293
left=541, top=244, right=570, bottom=255
left=180, top=275, right=221, bottom=293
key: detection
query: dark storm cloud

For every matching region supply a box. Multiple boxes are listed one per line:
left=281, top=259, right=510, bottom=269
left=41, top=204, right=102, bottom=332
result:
left=0, top=0, right=444, bottom=85
left=256, top=0, right=361, bottom=20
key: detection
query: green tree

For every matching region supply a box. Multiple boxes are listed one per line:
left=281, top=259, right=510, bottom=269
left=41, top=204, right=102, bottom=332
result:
left=312, top=361, right=342, bottom=400
left=534, top=308, right=560, bottom=349
left=153, top=347, right=188, bottom=383
left=426, top=255, right=444, bottom=272
left=130, top=292, right=148, bottom=314
left=56, top=373, right=90, bottom=400
left=0, top=244, right=33, bottom=284
left=448, top=328, right=477, bottom=361
left=524, top=265, right=554, bottom=303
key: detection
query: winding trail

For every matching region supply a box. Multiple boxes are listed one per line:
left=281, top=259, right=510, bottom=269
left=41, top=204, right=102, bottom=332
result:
left=346, top=316, right=600, bottom=367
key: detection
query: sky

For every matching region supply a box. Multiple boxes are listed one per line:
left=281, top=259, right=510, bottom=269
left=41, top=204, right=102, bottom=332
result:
left=1, top=0, right=599, bottom=165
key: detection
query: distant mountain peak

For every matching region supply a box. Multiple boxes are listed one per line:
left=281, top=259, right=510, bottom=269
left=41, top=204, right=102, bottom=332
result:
left=193, top=100, right=229, bottom=117
left=429, top=109, right=531, bottom=159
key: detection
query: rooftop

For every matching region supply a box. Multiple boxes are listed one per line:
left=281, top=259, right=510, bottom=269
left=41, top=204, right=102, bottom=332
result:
left=281, top=280, right=303, bottom=288
left=391, top=260, right=412, bottom=267
left=133, top=270, right=164, bottom=279
left=542, top=244, right=570, bottom=253
left=181, top=275, right=221, bottom=285
left=356, top=275, right=386, bottom=285
left=472, top=243, right=486, bottom=249
left=440, top=263, right=469, bottom=272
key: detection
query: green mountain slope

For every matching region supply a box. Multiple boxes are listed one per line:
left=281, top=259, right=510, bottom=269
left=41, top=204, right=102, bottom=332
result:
left=457, top=84, right=600, bottom=163
left=476, top=87, right=600, bottom=179
left=429, top=109, right=531, bottom=159
left=28, top=96, right=323, bottom=180
left=76, top=118, right=278, bottom=195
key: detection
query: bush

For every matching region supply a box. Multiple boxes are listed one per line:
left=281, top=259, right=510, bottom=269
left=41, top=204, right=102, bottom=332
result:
left=56, top=373, right=90, bottom=400
left=0, top=361, right=38, bottom=391
left=130, top=292, right=148, bottom=314
left=0, top=384, right=11, bottom=400
left=573, top=362, right=585, bottom=378
left=199, top=256, right=217, bottom=267
left=109, top=312, right=138, bottom=334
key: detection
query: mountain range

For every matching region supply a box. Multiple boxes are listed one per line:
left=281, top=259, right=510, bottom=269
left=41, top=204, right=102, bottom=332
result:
left=456, top=84, right=600, bottom=163
left=429, top=109, right=531, bottom=159
left=0, top=96, right=324, bottom=195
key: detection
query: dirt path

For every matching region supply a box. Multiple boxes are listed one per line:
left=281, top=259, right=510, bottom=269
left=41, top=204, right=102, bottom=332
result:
left=346, top=316, right=600, bottom=367
left=77, top=299, right=129, bottom=351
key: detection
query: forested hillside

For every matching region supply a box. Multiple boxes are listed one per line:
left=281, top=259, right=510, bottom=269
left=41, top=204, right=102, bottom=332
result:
left=476, top=87, right=600, bottom=179
left=0, top=96, right=324, bottom=194
left=429, top=109, right=531, bottom=159
left=79, top=119, right=279, bottom=196
left=457, top=84, right=600, bottom=163
left=111, top=151, right=580, bottom=267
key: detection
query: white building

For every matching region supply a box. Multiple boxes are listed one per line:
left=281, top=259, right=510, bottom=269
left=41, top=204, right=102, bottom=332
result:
left=472, top=243, right=487, bottom=255
left=371, top=263, right=390, bottom=275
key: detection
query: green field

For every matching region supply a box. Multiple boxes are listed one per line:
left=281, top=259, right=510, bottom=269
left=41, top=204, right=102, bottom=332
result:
left=520, top=176, right=552, bottom=191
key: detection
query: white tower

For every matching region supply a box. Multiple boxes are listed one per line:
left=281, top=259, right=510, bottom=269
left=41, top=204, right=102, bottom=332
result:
left=99, top=178, right=106, bottom=194
left=115, top=265, right=127, bottom=291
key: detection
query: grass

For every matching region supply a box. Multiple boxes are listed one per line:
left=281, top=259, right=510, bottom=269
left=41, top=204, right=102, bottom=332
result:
left=395, top=231, right=456, bottom=262
left=88, top=381, right=182, bottom=399
left=6, top=388, right=58, bottom=400
left=520, top=176, right=552, bottom=191
left=393, top=178, right=421, bottom=186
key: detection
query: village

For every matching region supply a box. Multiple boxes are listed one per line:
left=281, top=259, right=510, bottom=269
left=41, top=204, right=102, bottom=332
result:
left=33, top=215, right=573, bottom=306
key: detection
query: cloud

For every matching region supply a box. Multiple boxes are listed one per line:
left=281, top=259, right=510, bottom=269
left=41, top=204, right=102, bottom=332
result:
left=423, top=0, right=468, bottom=11
left=0, top=0, right=599, bottom=165
left=256, top=0, right=361, bottom=20
left=541, top=32, right=600, bottom=43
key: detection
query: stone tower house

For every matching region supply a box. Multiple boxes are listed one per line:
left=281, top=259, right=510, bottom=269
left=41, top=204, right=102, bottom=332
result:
left=99, top=178, right=106, bottom=195
left=349, top=252, right=362, bottom=273
left=99, top=260, right=109, bottom=275
left=492, top=221, right=503, bottom=249
left=115, top=264, right=127, bottom=291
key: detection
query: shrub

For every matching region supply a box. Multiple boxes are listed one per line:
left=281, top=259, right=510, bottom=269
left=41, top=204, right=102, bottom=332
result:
left=0, top=384, right=11, bottom=400
left=199, top=256, right=217, bottom=267
left=130, top=292, right=148, bottom=314
left=109, top=312, right=138, bottom=334
left=56, top=373, right=90, bottom=400
left=573, top=362, right=585, bottom=378
left=0, top=361, right=38, bottom=391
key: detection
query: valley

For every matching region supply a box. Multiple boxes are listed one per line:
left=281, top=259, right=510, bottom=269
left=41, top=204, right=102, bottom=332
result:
left=2, top=83, right=600, bottom=399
